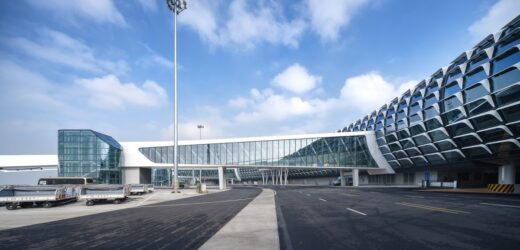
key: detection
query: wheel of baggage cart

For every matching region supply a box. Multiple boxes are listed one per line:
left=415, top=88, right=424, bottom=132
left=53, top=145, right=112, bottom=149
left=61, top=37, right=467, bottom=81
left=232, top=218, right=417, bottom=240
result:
left=42, top=202, right=53, bottom=208
left=86, top=200, right=95, bottom=206
left=20, top=203, right=32, bottom=208
left=113, top=199, right=122, bottom=204
left=6, top=203, right=17, bottom=210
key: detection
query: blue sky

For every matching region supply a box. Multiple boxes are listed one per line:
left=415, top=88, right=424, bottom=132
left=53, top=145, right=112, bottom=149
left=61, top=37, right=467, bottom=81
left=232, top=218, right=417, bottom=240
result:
left=0, top=0, right=518, bottom=154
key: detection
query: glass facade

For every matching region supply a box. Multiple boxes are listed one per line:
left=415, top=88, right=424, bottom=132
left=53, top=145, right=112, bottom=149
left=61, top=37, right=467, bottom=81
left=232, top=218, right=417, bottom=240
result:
left=151, top=168, right=236, bottom=186
left=58, top=130, right=122, bottom=184
left=139, top=136, right=378, bottom=169
left=344, top=16, right=520, bottom=169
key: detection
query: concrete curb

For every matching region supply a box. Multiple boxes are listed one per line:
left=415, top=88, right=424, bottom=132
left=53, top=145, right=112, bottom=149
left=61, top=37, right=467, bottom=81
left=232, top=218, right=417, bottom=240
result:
left=199, top=188, right=280, bottom=250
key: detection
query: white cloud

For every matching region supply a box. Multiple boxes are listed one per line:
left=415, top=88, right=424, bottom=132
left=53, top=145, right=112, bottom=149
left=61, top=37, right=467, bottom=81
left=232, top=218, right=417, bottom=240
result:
left=0, top=60, right=77, bottom=115
left=138, top=43, right=174, bottom=69
left=138, top=54, right=174, bottom=69
left=396, top=80, right=418, bottom=95
left=178, top=0, right=220, bottom=44
left=138, top=0, right=158, bottom=12
left=231, top=88, right=339, bottom=123
left=27, top=0, right=126, bottom=26
left=179, top=0, right=306, bottom=49
left=221, top=0, right=306, bottom=48
left=468, top=0, right=520, bottom=39
left=76, top=75, right=167, bottom=110
left=306, top=0, right=369, bottom=42
left=160, top=106, right=230, bottom=140
left=229, top=96, right=253, bottom=108
left=340, top=71, right=416, bottom=112
left=235, top=94, right=315, bottom=123
left=272, top=63, right=322, bottom=94
left=228, top=70, right=417, bottom=124
left=5, top=29, right=129, bottom=75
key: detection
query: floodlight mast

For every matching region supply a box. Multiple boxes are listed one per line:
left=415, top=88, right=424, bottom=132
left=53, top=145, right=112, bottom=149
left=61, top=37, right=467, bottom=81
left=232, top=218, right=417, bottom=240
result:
left=166, top=0, right=187, bottom=193
left=197, top=124, right=204, bottom=182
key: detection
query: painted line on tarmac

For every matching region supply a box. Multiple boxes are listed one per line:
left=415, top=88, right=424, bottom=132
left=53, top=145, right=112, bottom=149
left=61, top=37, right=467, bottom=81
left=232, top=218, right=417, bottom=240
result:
left=396, top=202, right=470, bottom=214
left=341, top=193, right=359, bottom=197
left=404, top=195, right=424, bottom=199
left=346, top=208, right=367, bottom=216
left=306, top=194, right=311, bottom=196
left=480, top=202, right=520, bottom=208
left=135, top=192, right=159, bottom=207
left=319, top=198, right=327, bottom=202
left=141, top=197, right=254, bottom=208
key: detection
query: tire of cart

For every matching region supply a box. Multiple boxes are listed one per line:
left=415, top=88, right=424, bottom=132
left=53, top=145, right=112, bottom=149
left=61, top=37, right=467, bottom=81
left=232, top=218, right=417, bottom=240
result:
left=20, top=202, right=34, bottom=208
left=6, top=203, right=17, bottom=210
left=42, top=201, right=53, bottom=208
left=86, top=200, right=95, bottom=206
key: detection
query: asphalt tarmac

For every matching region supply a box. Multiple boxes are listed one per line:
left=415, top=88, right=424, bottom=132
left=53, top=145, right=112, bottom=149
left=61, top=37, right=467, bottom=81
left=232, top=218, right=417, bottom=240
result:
left=0, top=187, right=261, bottom=250
left=273, top=186, right=520, bottom=250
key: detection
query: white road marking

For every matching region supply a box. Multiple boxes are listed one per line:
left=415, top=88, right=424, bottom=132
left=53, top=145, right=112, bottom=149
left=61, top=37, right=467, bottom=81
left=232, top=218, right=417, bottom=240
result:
left=306, top=194, right=311, bottom=196
left=274, top=191, right=277, bottom=196
left=341, top=193, right=359, bottom=197
left=346, top=208, right=367, bottom=216
left=480, top=202, right=520, bottom=208
left=135, top=192, right=159, bottom=207
left=319, top=198, right=327, bottom=202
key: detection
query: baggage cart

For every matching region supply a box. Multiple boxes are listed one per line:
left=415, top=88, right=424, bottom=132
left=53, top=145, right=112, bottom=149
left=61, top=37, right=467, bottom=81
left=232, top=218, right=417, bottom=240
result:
left=130, top=184, right=147, bottom=195
left=146, top=184, right=154, bottom=193
left=0, top=185, right=78, bottom=210
left=79, top=184, right=130, bottom=206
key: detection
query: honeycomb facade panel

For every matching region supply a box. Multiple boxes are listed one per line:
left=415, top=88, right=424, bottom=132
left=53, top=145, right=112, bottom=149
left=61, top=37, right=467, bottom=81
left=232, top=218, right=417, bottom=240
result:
left=340, top=15, right=520, bottom=170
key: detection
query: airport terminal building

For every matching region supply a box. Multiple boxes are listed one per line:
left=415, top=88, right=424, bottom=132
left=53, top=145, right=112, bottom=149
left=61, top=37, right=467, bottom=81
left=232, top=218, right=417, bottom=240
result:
left=1, top=16, right=519, bottom=189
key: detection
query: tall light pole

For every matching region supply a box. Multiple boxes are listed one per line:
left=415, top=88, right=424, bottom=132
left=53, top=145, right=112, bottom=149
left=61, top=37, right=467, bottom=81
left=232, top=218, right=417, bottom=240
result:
left=166, top=0, right=187, bottom=193
left=197, top=124, right=204, bottom=183
left=197, top=124, right=204, bottom=139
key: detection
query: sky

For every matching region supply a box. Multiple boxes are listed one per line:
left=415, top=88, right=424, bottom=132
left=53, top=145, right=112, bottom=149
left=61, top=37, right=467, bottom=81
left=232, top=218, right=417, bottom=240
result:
left=0, top=0, right=519, bottom=155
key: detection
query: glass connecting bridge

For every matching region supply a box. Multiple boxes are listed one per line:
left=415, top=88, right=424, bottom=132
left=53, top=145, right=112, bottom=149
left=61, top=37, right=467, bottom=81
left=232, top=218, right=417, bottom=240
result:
left=118, top=132, right=393, bottom=188
left=122, top=132, right=390, bottom=170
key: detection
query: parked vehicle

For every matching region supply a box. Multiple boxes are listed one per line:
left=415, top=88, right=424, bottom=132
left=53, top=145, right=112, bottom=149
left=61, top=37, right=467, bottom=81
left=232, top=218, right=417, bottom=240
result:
left=0, top=185, right=78, bottom=210
left=332, top=176, right=353, bottom=186
left=38, top=177, right=94, bottom=185
left=130, top=184, right=147, bottom=195
left=146, top=184, right=154, bottom=193
left=79, top=184, right=130, bottom=206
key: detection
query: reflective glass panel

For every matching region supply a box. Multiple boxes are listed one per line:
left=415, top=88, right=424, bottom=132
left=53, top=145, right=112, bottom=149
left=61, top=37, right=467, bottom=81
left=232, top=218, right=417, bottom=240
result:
left=492, top=49, right=520, bottom=75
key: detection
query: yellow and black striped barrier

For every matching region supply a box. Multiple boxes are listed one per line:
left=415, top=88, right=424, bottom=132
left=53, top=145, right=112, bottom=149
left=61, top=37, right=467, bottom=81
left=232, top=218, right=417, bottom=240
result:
left=487, top=184, right=514, bottom=193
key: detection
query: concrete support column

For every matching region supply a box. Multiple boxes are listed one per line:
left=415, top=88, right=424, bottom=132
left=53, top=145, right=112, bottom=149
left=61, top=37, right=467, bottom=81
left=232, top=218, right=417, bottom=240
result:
left=271, top=170, right=274, bottom=185
left=499, top=165, right=516, bottom=184
left=123, top=168, right=140, bottom=184
left=340, top=170, right=346, bottom=186
left=218, top=166, right=226, bottom=190
left=284, top=168, right=288, bottom=185
left=279, top=169, right=283, bottom=185
left=353, top=169, right=359, bottom=187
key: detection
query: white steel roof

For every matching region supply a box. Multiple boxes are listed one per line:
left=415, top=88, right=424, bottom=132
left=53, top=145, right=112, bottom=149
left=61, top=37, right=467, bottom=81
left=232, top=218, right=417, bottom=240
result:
left=0, top=155, right=58, bottom=169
